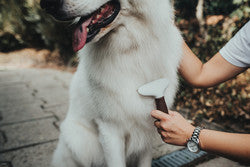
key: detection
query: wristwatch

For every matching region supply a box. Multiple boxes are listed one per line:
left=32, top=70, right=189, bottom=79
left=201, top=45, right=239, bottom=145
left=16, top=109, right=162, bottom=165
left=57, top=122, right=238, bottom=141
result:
left=187, top=126, right=203, bottom=153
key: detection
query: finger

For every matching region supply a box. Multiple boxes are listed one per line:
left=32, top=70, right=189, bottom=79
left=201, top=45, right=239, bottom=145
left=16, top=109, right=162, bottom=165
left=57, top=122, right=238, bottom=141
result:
left=151, top=110, right=170, bottom=120
left=163, top=137, right=172, bottom=144
left=160, top=133, right=171, bottom=143
left=169, top=110, right=181, bottom=118
left=154, top=120, right=160, bottom=128
left=157, top=128, right=162, bottom=134
left=154, top=120, right=170, bottom=131
left=160, top=131, right=169, bottom=138
left=168, top=110, right=175, bottom=116
left=157, top=129, right=168, bottom=138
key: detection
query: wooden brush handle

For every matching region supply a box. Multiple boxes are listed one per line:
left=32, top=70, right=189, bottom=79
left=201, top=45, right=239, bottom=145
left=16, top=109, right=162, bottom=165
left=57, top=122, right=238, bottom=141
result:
left=155, top=97, right=169, bottom=114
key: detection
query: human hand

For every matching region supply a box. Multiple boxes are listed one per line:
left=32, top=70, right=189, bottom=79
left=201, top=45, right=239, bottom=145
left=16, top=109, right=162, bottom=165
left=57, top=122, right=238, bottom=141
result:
left=151, top=110, right=195, bottom=146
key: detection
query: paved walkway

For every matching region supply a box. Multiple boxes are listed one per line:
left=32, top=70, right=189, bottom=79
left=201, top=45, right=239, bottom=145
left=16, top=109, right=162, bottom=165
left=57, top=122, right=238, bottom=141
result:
left=0, top=68, right=71, bottom=167
left=0, top=68, right=247, bottom=167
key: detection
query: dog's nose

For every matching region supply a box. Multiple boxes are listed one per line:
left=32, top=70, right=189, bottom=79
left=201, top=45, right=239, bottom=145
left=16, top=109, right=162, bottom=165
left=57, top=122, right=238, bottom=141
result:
left=40, top=0, right=63, bottom=12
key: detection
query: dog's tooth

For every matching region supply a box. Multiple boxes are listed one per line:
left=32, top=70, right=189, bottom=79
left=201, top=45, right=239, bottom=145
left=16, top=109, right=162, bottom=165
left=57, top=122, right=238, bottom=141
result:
left=72, top=17, right=81, bottom=24
left=87, top=28, right=89, bottom=32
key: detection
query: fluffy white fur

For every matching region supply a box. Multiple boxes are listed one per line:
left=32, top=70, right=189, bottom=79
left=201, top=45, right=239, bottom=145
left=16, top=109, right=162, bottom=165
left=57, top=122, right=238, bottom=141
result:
left=52, top=0, right=183, bottom=166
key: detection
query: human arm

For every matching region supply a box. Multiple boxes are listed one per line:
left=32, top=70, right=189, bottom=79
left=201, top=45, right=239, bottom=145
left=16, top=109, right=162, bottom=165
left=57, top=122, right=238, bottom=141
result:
left=179, top=41, right=246, bottom=88
left=151, top=110, right=250, bottom=163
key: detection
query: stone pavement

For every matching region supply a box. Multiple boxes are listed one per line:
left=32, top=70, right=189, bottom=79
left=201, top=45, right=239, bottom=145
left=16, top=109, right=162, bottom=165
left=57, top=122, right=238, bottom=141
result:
left=0, top=68, right=247, bottom=167
left=0, top=68, right=71, bottom=167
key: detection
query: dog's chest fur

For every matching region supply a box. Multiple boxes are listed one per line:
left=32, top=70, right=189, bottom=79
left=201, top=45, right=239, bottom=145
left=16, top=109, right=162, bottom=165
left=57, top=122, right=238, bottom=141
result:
left=73, top=23, right=181, bottom=124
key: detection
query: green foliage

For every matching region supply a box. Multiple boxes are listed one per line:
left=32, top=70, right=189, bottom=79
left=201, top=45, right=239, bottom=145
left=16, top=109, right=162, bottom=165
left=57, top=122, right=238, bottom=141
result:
left=174, top=0, right=249, bottom=127
left=0, top=0, right=73, bottom=61
left=174, top=0, right=198, bottom=19
left=175, top=0, right=249, bottom=62
left=174, top=0, right=240, bottom=18
left=230, top=0, right=250, bottom=25
left=204, top=0, right=237, bottom=15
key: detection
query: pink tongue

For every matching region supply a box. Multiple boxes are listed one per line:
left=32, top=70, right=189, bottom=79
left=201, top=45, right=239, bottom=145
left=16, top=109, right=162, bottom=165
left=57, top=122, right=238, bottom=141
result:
left=72, top=18, right=92, bottom=52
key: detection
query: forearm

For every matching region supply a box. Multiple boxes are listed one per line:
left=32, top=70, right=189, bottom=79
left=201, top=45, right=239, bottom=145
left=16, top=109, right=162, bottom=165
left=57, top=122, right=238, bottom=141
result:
left=179, top=41, right=246, bottom=88
left=200, top=129, right=250, bottom=162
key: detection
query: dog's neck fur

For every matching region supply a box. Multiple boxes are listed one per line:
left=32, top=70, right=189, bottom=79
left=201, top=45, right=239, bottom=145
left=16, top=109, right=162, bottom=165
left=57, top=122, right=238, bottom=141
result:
left=79, top=0, right=174, bottom=57
left=77, top=0, right=181, bottom=93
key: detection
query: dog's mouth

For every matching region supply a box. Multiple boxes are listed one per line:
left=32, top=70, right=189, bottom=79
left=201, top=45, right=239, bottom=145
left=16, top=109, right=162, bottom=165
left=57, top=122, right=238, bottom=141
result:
left=73, top=0, right=120, bottom=52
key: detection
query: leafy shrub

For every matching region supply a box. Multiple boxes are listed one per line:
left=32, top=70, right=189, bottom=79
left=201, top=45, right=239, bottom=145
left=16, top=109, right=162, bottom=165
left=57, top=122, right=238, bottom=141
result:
left=0, top=0, right=73, bottom=62
left=174, top=0, right=249, bottom=129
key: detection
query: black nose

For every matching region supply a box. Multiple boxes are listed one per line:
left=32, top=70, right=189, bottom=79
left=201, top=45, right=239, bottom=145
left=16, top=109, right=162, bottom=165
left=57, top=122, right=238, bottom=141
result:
left=40, top=0, right=63, bottom=12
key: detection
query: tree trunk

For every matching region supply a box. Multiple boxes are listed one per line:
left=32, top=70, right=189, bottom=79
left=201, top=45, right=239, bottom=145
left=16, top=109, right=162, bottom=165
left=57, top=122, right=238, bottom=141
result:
left=196, top=0, right=206, bottom=40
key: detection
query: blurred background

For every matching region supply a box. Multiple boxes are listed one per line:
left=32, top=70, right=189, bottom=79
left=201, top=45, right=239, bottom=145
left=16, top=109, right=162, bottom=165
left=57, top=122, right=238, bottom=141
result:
left=0, top=0, right=249, bottom=131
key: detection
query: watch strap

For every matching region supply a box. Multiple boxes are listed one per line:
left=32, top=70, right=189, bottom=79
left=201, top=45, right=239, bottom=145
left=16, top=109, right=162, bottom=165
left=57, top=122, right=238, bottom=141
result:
left=190, top=126, right=203, bottom=144
left=187, top=126, right=204, bottom=153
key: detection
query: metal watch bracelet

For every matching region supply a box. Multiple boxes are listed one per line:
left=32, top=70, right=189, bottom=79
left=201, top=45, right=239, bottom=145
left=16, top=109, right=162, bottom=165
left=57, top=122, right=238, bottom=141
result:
left=187, top=126, right=204, bottom=153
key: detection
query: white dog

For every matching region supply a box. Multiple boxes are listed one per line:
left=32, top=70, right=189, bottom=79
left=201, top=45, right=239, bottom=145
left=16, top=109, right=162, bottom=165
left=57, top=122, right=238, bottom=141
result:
left=40, top=0, right=183, bottom=166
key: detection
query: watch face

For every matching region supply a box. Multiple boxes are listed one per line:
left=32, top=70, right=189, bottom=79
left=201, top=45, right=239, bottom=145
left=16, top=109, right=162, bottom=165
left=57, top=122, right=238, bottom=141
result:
left=187, top=140, right=199, bottom=153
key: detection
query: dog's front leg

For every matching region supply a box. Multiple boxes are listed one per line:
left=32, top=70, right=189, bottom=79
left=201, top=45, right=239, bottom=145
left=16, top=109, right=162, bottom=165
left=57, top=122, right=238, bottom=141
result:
left=96, top=120, right=126, bottom=167
left=137, top=149, right=152, bottom=167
